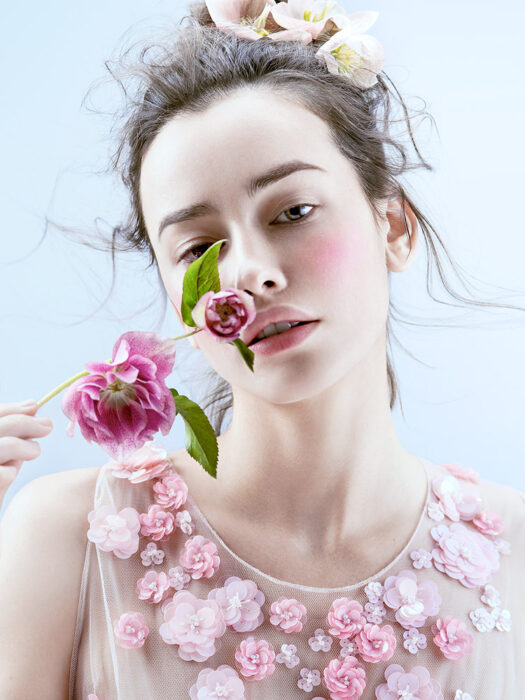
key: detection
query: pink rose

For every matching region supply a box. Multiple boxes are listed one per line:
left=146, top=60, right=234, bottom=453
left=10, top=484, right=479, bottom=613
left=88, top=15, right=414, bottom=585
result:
left=382, top=569, right=441, bottom=629
left=62, top=331, right=176, bottom=460
left=431, top=474, right=482, bottom=522
left=472, top=510, right=505, bottom=537
left=375, top=663, right=443, bottom=700
left=159, top=589, right=226, bottom=662
left=444, top=461, right=480, bottom=483
left=431, top=616, right=473, bottom=660
left=108, top=441, right=172, bottom=483
left=189, top=664, right=246, bottom=699
left=326, top=598, right=366, bottom=640
left=152, top=472, right=189, bottom=510
left=235, top=636, right=276, bottom=680
left=322, top=656, right=367, bottom=699
left=191, top=288, right=256, bottom=342
left=180, top=534, right=220, bottom=579
left=87, top=504, right=140, bottom=559
left=355, top=623, right=396, bottom=663
left=136, top=570, right=171, bottom=604
left=269, top=596, right=307, bottom=633
left=139, top=504, right=176, bottom=541
left=208, top=576, right=265, bottom=632
left=113, top=611, right=149, bottom=649
left=431, top=522, right=500, bottom=588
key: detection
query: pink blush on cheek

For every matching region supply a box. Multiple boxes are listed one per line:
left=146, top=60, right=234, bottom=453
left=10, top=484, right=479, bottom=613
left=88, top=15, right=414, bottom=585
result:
left=295, top=233, right=363, bottom=277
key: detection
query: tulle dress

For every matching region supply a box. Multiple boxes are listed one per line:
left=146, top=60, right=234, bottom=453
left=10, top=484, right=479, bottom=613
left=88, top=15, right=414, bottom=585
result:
left=68, top=446, right=524, bottom=700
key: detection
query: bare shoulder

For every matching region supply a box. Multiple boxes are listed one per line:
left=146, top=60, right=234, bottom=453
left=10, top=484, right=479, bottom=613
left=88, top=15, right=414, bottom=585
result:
left=0, top=465, right=101, bottom=698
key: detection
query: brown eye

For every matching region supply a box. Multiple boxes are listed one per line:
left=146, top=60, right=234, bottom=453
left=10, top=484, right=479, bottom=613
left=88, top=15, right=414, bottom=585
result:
left=178, top=242, right=212, bottom=265
left=273, top=204, right=315, bottom=224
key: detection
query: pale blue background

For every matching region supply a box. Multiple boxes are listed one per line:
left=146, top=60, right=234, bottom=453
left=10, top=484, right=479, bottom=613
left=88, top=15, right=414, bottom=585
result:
left=1, top=0, right=524, bottom=519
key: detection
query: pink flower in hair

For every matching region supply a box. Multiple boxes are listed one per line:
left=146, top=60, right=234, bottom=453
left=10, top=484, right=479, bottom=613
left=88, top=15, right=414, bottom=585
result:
left=431, top=474, right=482, bottom=522
left=87, top=504, right=140, bottom=559
left=180, top=534, right=221, bottom=579
left=62, top=331, right=176, bottom=460
left=431, top=616, right=473, bottom=660
left=113, top=611, right=149, bottom=649
left=108, top=441, right=173, bottom=483
left=191, top=288, right=256, bottom=342
left=152, top=471, right=189, bottom=510
left=269, top=596, right=307, bottom=633
left=139, top=504, right=176, bottom=542
left=235, top=636, right=276, bottom=680
left=354, top=622, right=396, bottom=663
left=189, top=665, right=246, bottom=700
left=323, top=656, right=367, bottom=699
left=326, top=598, right=366, bottom=640
left=472, top=510, right=505, bottom=537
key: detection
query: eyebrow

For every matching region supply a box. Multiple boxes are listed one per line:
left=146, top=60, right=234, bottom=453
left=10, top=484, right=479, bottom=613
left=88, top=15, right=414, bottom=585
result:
left=157, top=159, right=326, bottom=239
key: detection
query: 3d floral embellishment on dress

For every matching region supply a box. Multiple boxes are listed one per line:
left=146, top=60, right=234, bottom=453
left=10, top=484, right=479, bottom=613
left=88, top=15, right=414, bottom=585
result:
left=469, top=607, right=495, bottom=632
left=113, top=611, right=149, bottom=649
left=139, top=504, right=176, bottom=541
left=491, top=606, right=512, bottom=631
left=152, top=471, right=189, bottom=510
left=444, top=461, right=480, bottom=483
left=189, top=664, right=246, bottom=700
left=454, top=691, right=474, bottom=700
left=382, top=569, right=441, bottom=629
left=430, top=522, right=500, bottom=588
left=426, top=501, right=445, bottom=521
left=62, top=331, right=177, bottom=460
left=87, top=504, right=140, bottom=559
left=297, top=666, right=322, bottom=692
left=108, top=441, right=173, bottom=483
left=234, top=636, right=276, bottom=680
left=88, top=695, right=101, bottom=700
left=402, top=628, right=427, bottom=654
left=136, top=570, right=171, bottom=604
left=191, top=288, right=257, bottom=343
left=208, top=576, right=265, bottom=632
left=431, top=474, right=482, bottom=522
left=168, top=565, right=191, bottom=591
left=276, top=642, right=301, bottom=668
left=493, top=537, right=511, bottom=555
left=326, top=598, right=366, bottom=640
left=322, top=656, right=367, bottom=698
left=309, top=628, right=333, bottom=652
left=472, top=509, right=505, bottom=536
left=363, top=580, right=384, bottom=602
left=140, top=541, right=165, bottom=566
left=430, top=616, right=473, bottom=660
left=269, top=597, right=307, bottom=633
left=364, top=599, right=387, bottom=624
left=409, top=548, right=432, bottom=569
left=480, top=583, right=501, bottom=608
left=374, top=663, right=443, bottom=700
left=354, top=623, right=396, bottom=663
left=339, top=638, right=359, bottom=659
left=159, top=589, right=226, bottom=661
left=180, top=534, right=221, bottom=579
left=175, top=510, right=194, bottom=535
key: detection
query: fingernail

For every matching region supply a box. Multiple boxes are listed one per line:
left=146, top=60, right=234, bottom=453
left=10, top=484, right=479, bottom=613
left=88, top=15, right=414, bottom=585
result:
left=36, top=417, right=52, bottom=426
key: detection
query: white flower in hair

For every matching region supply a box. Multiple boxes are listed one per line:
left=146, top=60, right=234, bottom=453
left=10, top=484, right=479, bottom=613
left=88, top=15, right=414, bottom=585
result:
left=269, top=0, right=351, bottom=39
left=205, top=0, right=312, bottom=42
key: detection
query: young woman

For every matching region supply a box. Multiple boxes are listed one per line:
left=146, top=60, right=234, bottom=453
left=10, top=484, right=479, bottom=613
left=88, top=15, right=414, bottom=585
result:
left=0, top=2, right=523, bottom=699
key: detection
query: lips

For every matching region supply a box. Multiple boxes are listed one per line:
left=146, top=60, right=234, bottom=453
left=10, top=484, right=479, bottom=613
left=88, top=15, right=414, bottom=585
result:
left=248, top=321, right=312, bottom=346
left=242, top=305, right=318, bottom=347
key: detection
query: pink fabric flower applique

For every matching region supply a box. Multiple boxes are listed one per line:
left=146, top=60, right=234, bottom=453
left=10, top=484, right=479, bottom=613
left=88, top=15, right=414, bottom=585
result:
left=140, top=541, right=165, bottom=566
left=472, top=510, right=505, bottom=537
left=276, top=642, right=300, bottom=668
left=431, top=616, right=473, bottom=660
left=62, top=331, right=176, bottom=460
left=308, top=628, right=333, bottom=652
left=364, top=599, right=387, bottom=625
left=159, top=589, right=226, bottom=662
left=234, top=636, right=276, bottom=680
left=189, top=664, right=246, bottom=700
left=87, top=504, right=140, bottom=559
left=175, top=509, right=194, bottom=535
left=297, top=667, right=322, bottom=692
left=480, top=583, right=501, bottom=608
left=410, top=548, right=433, bottom=569
left=374, top=663, right=443, bottom=700
left=339, top=638, right=359, bottom=659
left=382, top=569, right=441, bottom=629
left=403, top=628, right=427, bottom=654
left=444, top=461, right=480, bottom=483
left=108, top=441, right=172, bottom=483
left=208, top=576, right=265, bottom=632
left=136, top=570, right=171, bottom=604
left=427, top=501, right=445, bottom=521
left=168, top=565, right=191, bottom=591
left=152, top=471, right=189, bottom=510
left=113, top=611, right=149, bottom=649
left=431, top=474, right=482, bottom=522
left=139, top=504, right=176, bottom=541
left=180, top=534, right=220, bottom=579
left=363, top=580, right=384, bottom=602
left=323, top=656, right=367, bottom=699
left=326, top=598, right=366, bottom=640
left=354, top=623, right=396, bottom=663
left=269, top=597, right=307, bottom=633
left=430, top=522, right=500, bottom=588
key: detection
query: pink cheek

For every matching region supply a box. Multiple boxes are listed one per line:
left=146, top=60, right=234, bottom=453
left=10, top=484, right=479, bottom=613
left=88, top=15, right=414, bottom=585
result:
left=295, top=234, right=364, bottom=278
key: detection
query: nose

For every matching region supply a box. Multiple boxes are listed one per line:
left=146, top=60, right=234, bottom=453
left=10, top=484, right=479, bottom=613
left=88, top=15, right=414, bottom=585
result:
left=221, top=226, right=288, bottom=298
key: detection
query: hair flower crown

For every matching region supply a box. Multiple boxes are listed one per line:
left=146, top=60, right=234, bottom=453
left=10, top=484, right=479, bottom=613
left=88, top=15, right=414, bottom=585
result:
left=204, top=0, right=385, bottom=88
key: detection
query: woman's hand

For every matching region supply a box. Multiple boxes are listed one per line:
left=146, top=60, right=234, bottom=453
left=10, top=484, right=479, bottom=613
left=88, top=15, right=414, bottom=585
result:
left=0, top=400, right=53, bottom=507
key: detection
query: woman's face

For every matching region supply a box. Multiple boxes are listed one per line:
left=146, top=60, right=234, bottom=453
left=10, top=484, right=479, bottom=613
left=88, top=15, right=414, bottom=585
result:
left=140, top=87, right=416, bottom=403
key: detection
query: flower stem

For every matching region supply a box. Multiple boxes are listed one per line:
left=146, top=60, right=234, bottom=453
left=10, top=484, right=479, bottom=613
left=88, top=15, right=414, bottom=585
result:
left=37, top=369, right=90, bottom=408
left=171, top=328, right=202, bottom=342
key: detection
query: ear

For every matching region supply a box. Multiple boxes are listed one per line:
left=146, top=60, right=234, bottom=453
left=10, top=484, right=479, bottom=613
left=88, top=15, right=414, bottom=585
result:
left=169, top=298, right=200, bottom=350
left=382, top=197, right=419, bottom=273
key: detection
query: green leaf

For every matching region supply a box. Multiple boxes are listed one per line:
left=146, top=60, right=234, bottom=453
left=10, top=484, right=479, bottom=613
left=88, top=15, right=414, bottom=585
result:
left=180, top=239, right=225, bottom=327
left=231, top=338, right=255, bottom=372
left=170, top=388, right=219, bottom=479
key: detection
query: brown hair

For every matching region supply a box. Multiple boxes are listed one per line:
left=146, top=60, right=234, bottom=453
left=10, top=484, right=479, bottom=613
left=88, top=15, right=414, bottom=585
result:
left=47, top=2, right=525, bottom=435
